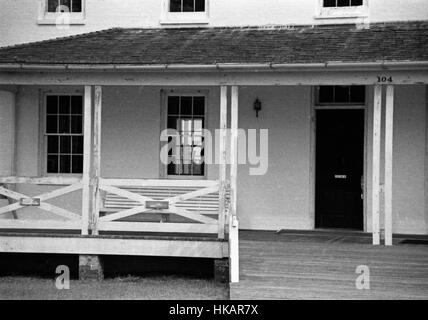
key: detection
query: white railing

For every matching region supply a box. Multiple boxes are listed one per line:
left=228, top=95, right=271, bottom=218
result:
left=0, top=176, right=83, bottom=231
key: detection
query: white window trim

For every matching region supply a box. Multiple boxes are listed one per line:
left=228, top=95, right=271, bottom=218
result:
left=160, top=89, right=209, bottom=180
left=315, top=0, right=369, bottom=19
left=38, top=0, right=86, bottom=25
left=160, top=0, right=209, bottom=25
left=39, top=89, right=84, bottom=177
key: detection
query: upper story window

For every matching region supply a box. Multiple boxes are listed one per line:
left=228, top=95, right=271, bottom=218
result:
left=161, top=0, right=209, bottom=25
left=38, top=0, right=86, bottom=25
left=316, top=86, right=366, bottom=105
left=47, top=0, right=82, bottom=12
left=316, top=0, right=368, bottom=19
left=170, top=0, right=205, bottom=12
left=323, top=0, right=363, bottom=7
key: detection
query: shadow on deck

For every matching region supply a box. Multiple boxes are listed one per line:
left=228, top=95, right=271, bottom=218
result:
left=231, top=230, right=428, bottom=300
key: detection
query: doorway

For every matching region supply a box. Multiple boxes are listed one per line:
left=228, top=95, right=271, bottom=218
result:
left=315, top=109, right=365, bottom=230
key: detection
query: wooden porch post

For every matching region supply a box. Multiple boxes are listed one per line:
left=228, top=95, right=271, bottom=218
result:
left=229, top=85, right=239, bottom=283
left=384, top=85, right=394, bottom=246
left=81, top=86, right=92, bottom=235
left=372, top=85, right=382, bottom=245
left=218, top=86, right=228, bottom=239
left=91, top=86, right=102, bottom=235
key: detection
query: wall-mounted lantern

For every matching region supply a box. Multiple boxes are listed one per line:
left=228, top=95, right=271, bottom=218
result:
left=253, top=98, right=262, bottom=117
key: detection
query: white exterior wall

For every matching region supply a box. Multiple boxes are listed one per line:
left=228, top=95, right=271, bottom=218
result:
left=1, top=0, right=428, bottom=47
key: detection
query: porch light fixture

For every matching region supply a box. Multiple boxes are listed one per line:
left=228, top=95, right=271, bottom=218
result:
left=253, top=98, right=262, bottom=117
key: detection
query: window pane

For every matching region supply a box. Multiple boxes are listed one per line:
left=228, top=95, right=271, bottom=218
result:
left=46, top=115, right=58, bottom=133
left=47, top=155, right=59, bottom=173
left=59, top=96, right=70, bottom=114
left=351, top=0, right=362, bottom=5
left=48, top=0, right=59, bottom=12
left=60, top=136, right=71, bottom=153
left=168, top=96, right=180, bottom=114
left=350, top=86, right=366, bottom=103
left=59, top=115, right=70, bottom=133
left=71, top=0, right=82, bottom=12
left=335, top=86, right=350, bottom=103
left=60, top=155, right=71, bottom=173
left=170, top=0, right=181, bottom=12
left=337, top=0, right=351, bottom=7
left=71, top=96, right=83, bottom=114
left=183, top=0, right=194, bottom=12
left=46, top=96, right=58, bottom=114
left=181, top=97, right=192, bottom=116
left=72, top=155, right=83, bottom=173
left=167, top=116, right=178, bottom=129
left=318, top=86, right=334, bottom=104
left=60, top=0, right=71, bottom=12
left=193, top=97, right=204, bottom=115
left=72, top=136, right=84, bottom=154
left=195, top=0, right=205, bottom=12
left=323, top=0, right=336, bottom=7
left=47, top=136, right=59, bottom=153
left=71, top=115, right=83, bottom=134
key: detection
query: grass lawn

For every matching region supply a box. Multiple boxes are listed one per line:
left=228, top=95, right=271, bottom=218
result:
left=0, top=276, right=229, bottom=300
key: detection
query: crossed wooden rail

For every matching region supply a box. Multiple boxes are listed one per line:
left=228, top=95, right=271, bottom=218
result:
left=96, top=178, right=223, bottom=234
left=0, top=176, right=83, bottom=230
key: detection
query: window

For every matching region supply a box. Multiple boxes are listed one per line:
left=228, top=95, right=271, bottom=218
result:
left=170, top=0, right=205, bottom=12
left=316, top=0, right=368, bottom=19
left=166, top=95, right=205, bottom=176
left=45, top=95, right=84, bottom=174
left=47, top=0, right=82, bottom=12
left=38, top=0, right=86, bottom=25
left=316, top=86, right=366, bottom=105
left=323, top=0, right=363, bottom=7
left=161, top=0, right=209, bottom=25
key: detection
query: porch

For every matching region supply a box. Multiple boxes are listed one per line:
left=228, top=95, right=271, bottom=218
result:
left=231, top=230, right=428, bottom=299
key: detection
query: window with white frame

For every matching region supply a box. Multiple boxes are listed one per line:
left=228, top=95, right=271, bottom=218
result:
left=161, top=0, right=209, bottom=24
left=166, top=95, right=205, bottom=177
left=170, top=0, right=205, bottom=12
left=323, top=0, right=363, bottom=7
left=38, top=0, right=86, bottom=24
left=317, top=0, right=368, bottom=18
left=44, top=95, right=84, bottom=174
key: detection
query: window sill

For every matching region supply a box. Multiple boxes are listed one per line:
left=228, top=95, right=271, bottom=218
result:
left=314, top=13, right=368, bottom=20
left=160, top=18, right=209, bottom=25
left=37, top=18, right=86, bottom=25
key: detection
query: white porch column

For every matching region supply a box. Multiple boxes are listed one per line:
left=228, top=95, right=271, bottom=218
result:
left=81, top=86, right=92, bottom=235
left=372, top=85, right=382, bottom=245
left=384, top=85, right=395, bottom=246
left=218, top=86, right=228, bottom=239
left=0, top=90, right=15, bottom=177
left=229, top=85, right=239, bottom=283
left=91, top=86, right=102, bottom=235
left=0, top=90, right=17, bottom=220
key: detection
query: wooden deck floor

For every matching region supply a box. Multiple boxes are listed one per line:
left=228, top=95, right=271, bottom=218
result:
left=230, top=230, right=428, bottom=300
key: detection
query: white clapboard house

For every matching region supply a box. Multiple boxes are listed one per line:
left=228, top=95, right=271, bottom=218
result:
left=0, top=0, right=427, bottom=282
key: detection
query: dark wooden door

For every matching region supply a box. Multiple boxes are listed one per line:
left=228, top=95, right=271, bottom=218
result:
left=315, top=109, right=364, bottom=230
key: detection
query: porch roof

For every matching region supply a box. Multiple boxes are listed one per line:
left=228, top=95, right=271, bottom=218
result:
left=0, top=21, right=427, bottom=69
